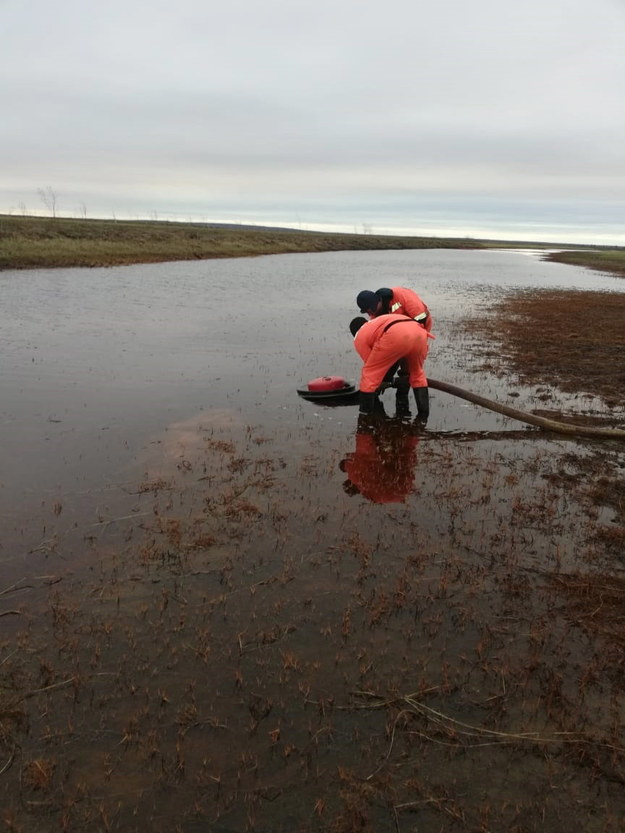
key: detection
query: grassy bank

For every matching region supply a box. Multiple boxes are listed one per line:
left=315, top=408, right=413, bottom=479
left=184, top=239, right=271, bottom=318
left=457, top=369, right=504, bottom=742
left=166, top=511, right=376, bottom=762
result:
left=544, top=248, right=625, bottom=278
left=0, top=214, right=484, bottom=270
left=1, top=214, right=623, bottom=276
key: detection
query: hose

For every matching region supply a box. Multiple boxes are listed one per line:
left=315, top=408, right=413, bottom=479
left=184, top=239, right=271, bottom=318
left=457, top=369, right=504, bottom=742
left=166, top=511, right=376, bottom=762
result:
left=427, top=378, right=625, bottom=440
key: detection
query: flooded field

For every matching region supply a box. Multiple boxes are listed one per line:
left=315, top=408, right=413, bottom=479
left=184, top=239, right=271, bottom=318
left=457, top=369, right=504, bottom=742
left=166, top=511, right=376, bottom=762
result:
left=1, top=250, right=625, bottom=832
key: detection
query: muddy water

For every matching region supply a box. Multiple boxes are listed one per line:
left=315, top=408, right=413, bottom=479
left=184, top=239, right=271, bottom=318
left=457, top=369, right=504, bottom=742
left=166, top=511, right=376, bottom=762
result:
left=1, top=250, right=625, bottom=832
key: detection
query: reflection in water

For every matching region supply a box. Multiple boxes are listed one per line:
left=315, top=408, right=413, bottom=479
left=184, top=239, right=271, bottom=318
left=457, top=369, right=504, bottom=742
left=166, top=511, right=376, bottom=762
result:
left=339, top=394, right=425, bottom=503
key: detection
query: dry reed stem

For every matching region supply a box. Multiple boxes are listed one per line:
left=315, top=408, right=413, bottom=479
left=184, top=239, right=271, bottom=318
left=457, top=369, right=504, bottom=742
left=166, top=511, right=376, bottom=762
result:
left=352, top=691, right=625, bottom=756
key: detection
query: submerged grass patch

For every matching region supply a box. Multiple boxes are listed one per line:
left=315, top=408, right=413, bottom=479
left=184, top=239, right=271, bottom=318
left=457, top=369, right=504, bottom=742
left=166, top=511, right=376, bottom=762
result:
left=463, top=289, right=625, bottom=407
left=2, top=390, right=625, bottom=831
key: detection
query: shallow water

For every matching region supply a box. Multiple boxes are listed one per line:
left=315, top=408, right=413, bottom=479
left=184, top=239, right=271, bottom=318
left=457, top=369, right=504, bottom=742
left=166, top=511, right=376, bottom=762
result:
left=2, top=250, right=625, bottom=832
left=2, top=247, right=622, bottom=548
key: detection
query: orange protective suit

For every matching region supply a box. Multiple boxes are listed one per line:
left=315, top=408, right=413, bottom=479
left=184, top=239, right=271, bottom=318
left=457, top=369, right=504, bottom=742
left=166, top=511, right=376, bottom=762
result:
left=353, top=313, right=430, bottom=393
left=373, top=286, right=433, bottom=333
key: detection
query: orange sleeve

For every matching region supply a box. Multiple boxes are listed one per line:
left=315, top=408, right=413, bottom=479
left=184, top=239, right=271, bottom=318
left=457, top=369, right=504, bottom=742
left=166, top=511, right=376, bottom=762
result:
left=391, top=286, right=428, bottom=320
left=353, top=331, right=371, bottom=362
left=353, top=315, right=399, bottom=362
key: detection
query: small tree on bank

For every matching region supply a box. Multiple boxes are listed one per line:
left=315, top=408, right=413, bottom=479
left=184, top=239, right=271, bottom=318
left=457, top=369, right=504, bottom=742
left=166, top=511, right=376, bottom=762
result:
left=37, top=186, right=59, bottom=218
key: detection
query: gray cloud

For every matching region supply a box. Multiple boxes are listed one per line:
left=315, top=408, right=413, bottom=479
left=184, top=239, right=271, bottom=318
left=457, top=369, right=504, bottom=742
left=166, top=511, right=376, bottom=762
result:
left=2, top=0, right=624, bottom=243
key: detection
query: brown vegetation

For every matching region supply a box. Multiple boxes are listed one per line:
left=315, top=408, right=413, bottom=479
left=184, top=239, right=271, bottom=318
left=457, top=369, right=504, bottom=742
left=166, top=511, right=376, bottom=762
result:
left=463, top=289, right=625, bottom=406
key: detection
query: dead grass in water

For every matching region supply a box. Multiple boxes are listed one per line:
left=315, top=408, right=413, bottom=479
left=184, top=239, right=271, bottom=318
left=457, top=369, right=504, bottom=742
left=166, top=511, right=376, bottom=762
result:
left=2, top=296, right=625, bottom=831
left=464, top=285, right=625, bottom=553
left=464, top=288, right=625, bottom=407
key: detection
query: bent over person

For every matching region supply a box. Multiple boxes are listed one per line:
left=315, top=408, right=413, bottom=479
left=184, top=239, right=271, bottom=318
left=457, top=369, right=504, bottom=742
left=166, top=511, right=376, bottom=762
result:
left=356, top=286, right=433, bottom=333
left=350, top=314, right=431, bottom=420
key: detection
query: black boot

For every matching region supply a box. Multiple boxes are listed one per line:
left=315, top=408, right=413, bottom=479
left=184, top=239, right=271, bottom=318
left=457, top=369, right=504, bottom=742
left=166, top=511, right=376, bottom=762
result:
left=413, top=386, right=430, bottom=421
left=395, top=389, right=411, bottom=418
left=394, top=371, right=410, bottom=395
left=358, top=391, right=378, bottom=415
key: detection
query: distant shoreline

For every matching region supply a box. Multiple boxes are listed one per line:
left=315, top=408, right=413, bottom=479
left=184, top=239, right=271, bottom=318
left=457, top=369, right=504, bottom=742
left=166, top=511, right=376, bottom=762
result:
left=1, top=214, right=623, bottom=277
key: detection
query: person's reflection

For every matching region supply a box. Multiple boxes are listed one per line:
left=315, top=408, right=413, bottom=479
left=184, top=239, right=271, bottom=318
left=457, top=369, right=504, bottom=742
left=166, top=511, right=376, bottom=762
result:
left=339, top=394, right=422, bottom=503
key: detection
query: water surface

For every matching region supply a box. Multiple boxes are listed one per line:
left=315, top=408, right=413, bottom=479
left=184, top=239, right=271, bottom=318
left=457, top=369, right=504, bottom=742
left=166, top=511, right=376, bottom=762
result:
left=1, top=248, right=623, bottom=563
left=2, top=249, right=625, bottom=832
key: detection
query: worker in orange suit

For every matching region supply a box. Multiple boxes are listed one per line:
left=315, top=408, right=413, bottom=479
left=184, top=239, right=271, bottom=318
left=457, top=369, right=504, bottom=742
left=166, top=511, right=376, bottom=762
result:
left=356, top=286, right=433, bottom=333
left=339, top=406, right=421, bottom=503
left=350, top=314, right=432, bottom=419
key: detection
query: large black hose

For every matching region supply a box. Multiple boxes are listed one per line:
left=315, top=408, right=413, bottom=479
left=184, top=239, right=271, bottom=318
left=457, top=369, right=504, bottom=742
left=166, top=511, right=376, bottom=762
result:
left=427, top=378, right=625, bottom=440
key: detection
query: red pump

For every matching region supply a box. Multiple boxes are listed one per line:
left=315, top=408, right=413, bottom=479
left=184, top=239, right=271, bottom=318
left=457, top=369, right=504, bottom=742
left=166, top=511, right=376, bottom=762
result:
left=306, top=375, right=347, bottom=392
left=297, top=375, right=358, bottom=402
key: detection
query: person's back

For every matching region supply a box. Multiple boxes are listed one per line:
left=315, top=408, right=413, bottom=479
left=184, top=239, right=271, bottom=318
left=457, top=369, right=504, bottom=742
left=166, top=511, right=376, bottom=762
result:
left=350, top=314, right=430, bottom=419
left=356, top=286, right=432, bottom=332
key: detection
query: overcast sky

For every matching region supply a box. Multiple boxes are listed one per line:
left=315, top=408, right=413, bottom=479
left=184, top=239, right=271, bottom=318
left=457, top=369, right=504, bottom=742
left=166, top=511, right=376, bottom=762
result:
left=2, top=0, right=624, bottom=244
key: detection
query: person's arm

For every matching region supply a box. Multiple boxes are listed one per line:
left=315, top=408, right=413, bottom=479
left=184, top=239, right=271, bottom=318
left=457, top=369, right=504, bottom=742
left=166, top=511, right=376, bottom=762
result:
left=394, top=287, right=429, bottom=322
left=353, top=330, right=371, bottom=363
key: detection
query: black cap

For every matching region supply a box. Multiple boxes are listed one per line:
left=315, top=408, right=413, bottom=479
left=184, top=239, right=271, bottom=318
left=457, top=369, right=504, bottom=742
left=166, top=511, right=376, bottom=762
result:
left=356, top=290, right=378, bottom=314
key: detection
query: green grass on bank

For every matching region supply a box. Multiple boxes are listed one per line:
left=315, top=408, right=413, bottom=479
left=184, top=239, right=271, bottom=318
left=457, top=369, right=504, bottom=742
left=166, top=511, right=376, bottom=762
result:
left=544, top=249, right=625, bottom=278
left=0, top=215, right=484, bottom=270
left=1, top=214, right=623, bottom=276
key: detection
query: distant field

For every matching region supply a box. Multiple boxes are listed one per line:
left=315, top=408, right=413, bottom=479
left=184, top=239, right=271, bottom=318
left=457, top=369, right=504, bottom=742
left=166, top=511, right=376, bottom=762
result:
left=0, top=215, right=484, bottom=270
left=1, top=214, right=623, bottom=275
